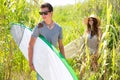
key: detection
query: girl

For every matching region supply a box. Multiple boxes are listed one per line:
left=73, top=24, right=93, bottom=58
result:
left=80, top=14, right=102, bottom=79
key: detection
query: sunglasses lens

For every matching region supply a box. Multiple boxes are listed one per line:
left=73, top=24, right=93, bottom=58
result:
left=39, top=11, right=49, bottom=15
left=39, top=12, right=43, bottom=15
left=44, top=12, right=48, bottom=15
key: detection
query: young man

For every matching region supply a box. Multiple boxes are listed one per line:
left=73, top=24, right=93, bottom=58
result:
left=28, top=3, right=65, bottom=80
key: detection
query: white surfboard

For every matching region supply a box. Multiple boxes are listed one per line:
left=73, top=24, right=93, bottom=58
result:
left=64, top=37, right=85, bottom=58
left=10, top=23, right=78, bottom=80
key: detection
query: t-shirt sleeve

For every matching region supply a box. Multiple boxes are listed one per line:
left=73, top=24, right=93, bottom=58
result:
left=58, top=28, right=63, bottom=40
left=32, top=25, right=40, bottom=38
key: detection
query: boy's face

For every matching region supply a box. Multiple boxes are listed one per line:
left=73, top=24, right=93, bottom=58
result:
left=39, top=7, right=52, bottom=21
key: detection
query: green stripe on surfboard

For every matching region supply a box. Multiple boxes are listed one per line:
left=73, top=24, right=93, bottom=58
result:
left=10, top=23, right=78, bottom=80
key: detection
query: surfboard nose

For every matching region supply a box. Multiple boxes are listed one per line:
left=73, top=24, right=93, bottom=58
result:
left=11, top=24, right=25, bottom=46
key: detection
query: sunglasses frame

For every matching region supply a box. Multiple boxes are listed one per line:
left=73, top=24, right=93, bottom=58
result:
left=39, top=11, right=51, bottom=15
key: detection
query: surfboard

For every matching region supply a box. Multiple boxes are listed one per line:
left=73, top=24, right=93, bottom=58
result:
left=10, top=23, right=78, bottom=80
left=64, top=37, right=85, bottom=58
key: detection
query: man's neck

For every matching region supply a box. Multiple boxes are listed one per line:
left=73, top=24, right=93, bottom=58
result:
left=45, top=19, right=54, bottom=29
left=45, top=19, right=53, bottom=25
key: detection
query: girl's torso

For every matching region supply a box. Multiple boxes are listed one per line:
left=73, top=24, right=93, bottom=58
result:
left=86, top=32, right=98, bottom=54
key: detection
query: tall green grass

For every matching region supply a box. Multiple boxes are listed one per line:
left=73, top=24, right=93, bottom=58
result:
left=0, top=0, right=120, bottom=80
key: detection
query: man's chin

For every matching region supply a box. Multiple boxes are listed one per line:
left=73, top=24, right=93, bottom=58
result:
left=43, top=19, right=47, bottom=21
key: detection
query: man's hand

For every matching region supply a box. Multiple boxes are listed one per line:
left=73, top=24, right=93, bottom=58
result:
left=29, top=63, right=35, bottom=71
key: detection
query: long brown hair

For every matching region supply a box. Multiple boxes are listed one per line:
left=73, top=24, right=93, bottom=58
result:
left=87, top=17, right=99, bottom=37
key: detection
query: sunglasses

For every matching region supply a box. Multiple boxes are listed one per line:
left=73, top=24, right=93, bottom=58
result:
left=39, top=11, right=51, bottom=15
left=88, top=20, right=93, bottom=21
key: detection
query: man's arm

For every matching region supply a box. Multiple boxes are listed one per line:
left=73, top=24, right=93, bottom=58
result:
left=58, top=39, right=65, bottom=58
left=28, top=36, right=37, bottom=71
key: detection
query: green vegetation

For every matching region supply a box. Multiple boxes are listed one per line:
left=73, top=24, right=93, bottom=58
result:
left=0, top=0, right=120, bottom=80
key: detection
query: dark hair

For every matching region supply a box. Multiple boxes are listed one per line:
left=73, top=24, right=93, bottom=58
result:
left=38, top=22, right=43, bottom=28
left=40, top=3, right=53, bottom=12
left=87, top=17, right=99, bottom=37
